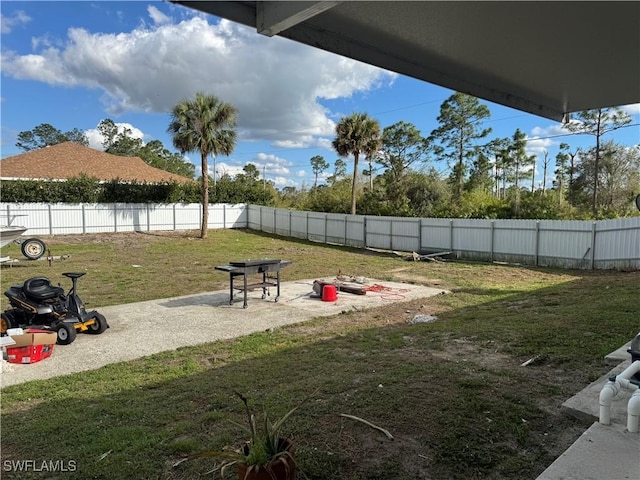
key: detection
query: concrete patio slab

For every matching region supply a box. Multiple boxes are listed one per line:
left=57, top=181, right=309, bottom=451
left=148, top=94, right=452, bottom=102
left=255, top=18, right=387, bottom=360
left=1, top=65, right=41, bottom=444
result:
left=536, top=421, right=640, bottom=480
left=0, top=278, right=447, bottom=388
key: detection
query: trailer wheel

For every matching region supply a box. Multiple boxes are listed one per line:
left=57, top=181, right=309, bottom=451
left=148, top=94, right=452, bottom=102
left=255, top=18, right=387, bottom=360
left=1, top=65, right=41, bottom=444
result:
left=56, top=323, right=77, bottom=345
left=85, top=313, right=108, bottom=335
left=21, top=238, right=46, bottom=260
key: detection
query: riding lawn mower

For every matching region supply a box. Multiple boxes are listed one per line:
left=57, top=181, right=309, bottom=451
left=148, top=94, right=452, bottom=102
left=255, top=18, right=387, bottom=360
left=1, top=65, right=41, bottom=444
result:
left=1, top=272, right=108, bottom=345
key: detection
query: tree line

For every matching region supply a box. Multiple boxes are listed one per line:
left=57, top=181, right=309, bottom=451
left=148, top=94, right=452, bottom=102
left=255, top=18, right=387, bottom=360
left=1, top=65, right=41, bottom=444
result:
left=7, top=92, right=639, bottom=239
left=310, top=93, right=638, bottom=220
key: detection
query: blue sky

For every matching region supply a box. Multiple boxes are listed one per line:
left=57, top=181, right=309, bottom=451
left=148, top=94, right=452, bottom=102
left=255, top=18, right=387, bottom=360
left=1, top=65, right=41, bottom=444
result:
left=2, top=1, right=639, bottom=189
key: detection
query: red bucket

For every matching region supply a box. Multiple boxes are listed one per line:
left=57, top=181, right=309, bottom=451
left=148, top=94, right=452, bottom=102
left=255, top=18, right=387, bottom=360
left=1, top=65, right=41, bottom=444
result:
left=322, top=284, right=338, bottom=302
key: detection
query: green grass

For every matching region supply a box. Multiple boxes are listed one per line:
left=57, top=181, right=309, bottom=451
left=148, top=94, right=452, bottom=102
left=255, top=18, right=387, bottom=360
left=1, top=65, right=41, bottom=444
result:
left=0, top=229, right=638, bottom=479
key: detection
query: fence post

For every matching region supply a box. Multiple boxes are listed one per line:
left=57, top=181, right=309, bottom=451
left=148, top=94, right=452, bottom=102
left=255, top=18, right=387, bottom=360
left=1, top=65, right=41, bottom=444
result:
left=449, top=219, right=454, bottom=252
left=222, top=204, right=226, bottom=229
left=344, top=215, right=348, bottom=246
left=535, top=221, right=540, bottom=266
left=306, top=211, right=309, bottom=241
left=242, top=204, right=245, bottom=229
left=418, top=218, right=423, bottom=253
left=273, top=208, right=277, bottom=235
left=146, top=204, right=150, bottom=231
left=490, top=220, right=495, bottom=263
left=324, top=213, right=328, bottom=244
left=48, top=204, right=53, bottom=235
left=173, top=204, right=177, bottom=231
left=364, top=216, right=368, bottom=249
left=82, top=204, right=86, bottom=234
left=289, top=210, right=292, bottom=238
left=390, top=217, right=394, bottom=251
left=591, top=222, right=597, bottom=270
left=113, top=204, right=118, bottom=233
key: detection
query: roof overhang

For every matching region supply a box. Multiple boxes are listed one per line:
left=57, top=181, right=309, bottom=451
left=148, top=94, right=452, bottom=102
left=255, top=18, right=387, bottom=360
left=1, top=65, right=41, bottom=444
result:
left=173, top=1, right=640, bottom=122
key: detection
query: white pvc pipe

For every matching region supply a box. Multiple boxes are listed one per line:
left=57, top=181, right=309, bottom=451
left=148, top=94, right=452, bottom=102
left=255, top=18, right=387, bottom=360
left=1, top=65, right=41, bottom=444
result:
left=628, top=390, right=640, bottom=433
left=599, top=379, right=619, bottom=425
left=617, top=376, right=639, bottom=392
left=618, top=360, right=640, bottom=381
left=598, top=361, right=640, bottom=426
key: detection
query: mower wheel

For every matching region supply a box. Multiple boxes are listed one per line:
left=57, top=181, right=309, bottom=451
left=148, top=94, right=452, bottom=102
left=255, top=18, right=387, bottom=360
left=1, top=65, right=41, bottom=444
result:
left=56, top=322, right=77, bottom=345
left=86, top=313, right=108, bottom=335
left=21, top=238, right=46, bottom=260
left=1, top=312, right=17, bottom=334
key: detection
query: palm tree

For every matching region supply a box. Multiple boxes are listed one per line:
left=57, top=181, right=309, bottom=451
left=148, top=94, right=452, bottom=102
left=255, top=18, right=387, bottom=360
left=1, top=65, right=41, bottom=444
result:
left=168, top=92, right=237, bottom=238
left=332, top=113, right=382, bottom=215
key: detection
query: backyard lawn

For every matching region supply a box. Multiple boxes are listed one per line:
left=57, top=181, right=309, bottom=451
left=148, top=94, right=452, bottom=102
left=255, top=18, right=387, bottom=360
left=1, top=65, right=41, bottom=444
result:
left=1, top=228, right=637, bottom=479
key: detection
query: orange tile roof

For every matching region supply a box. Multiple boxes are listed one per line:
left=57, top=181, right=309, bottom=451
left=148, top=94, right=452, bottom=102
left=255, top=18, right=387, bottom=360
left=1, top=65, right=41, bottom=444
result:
left=0, top=142, right=193, bottom=184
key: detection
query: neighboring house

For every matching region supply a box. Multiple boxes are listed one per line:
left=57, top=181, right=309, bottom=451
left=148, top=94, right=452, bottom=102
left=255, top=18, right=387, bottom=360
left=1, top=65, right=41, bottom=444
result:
left=0, top=142, right=193, bottom=184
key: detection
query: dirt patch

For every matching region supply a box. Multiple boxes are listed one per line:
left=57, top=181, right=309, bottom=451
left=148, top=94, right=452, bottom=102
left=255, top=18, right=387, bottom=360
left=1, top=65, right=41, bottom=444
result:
left=388, top=267, right=445, bottom=288
left=42, top=230, right=198, bottom=246
left=286, top=297, right=441, bottom=339
left=428, top=337, right=515, bottom=368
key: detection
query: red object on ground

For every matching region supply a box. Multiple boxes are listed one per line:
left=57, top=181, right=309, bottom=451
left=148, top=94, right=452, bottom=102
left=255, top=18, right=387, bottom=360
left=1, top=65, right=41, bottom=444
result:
left=6, top=343, right=54, bottom=364
left=322, top=284, right=338, bottom=302
left=5, top=328, right=56, bottom=364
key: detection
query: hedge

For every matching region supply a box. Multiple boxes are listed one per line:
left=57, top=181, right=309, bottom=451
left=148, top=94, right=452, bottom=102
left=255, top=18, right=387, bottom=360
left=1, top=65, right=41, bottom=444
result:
left=0, top=176, right=201, bottom=203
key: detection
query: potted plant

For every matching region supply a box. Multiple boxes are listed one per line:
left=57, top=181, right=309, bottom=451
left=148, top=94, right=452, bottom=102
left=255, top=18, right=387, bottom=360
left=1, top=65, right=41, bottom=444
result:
left=176, top=390, right=309, bottom=480
left=176, top=389, right=393, bottom=480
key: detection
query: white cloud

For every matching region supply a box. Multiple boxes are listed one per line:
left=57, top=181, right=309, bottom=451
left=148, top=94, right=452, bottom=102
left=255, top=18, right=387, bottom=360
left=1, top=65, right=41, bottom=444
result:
left=84, top=122, right=145, bottom=150
left=271, top=175, right=302, bottom=187
left=272, top=135, right=332, bottom=149
left=211, top=153, right=305, bottom=187
left=253, top=152, right=295, bottom=176
left=212, top=161, right=244, bottom=179
left=1, top=15, right=395, bottom=148
left=147, top=6, right=170, bottom=25
left=31, top=34, right=58, bottom=51
left=526, top=136, right=555, bottom=156
left=315, top=138, right=334, bottom=151
left=0, top=11, right=31, bottom=34
left=621, top=103, right=640, bottom=116
left=525, top=124, right=567, bottom=155
left=529, top=124, right=566, bottom=138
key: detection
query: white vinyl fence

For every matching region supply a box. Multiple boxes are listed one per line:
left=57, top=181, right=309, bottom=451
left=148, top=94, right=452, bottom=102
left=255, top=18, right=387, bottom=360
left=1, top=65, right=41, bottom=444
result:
left=2, top=203, right=639, bottom=270
left=1, top=203, right=247, bottom=235
left=248, top=205, right=640, bottom=271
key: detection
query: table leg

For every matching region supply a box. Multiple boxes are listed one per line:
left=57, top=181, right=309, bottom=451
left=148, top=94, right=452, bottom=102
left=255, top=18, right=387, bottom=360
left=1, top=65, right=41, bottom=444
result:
left=261, top=271, right=268, bottom=299
left=243, top=272, right=248, bottom=308
left=229, top=274, right=234, bottom=305
left=275, top=269, right=281, bottom=302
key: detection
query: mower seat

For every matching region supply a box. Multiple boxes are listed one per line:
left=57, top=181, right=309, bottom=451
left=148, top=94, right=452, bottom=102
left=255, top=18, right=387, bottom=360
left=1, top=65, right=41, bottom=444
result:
left=23, top=277, right=64, bottom=301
